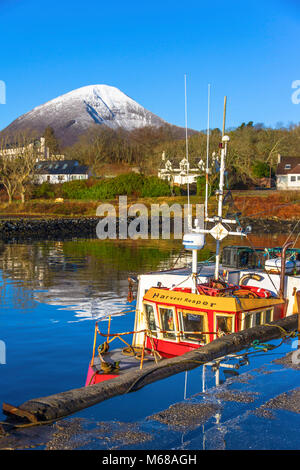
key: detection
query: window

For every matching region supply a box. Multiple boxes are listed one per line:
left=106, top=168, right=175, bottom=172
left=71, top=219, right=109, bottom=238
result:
left=265, top=309, right=272, bottom=323
left=144, top=303, right=157, bottom=337
left=285, top=164, right=291, bottom=170
left=244, top=314, right=252, bottom=329
left=243, top=309, right=273, bottom=329
left=253, top=311, right=263, bottom=326
left=297, top=176, right=300, bottom=181
left=179, top=310, right=207, bottom=343
left=159, top=307, right=176, bottom=339
left=216, top=315, right=234, bottom=337
left=290, top=176, right=296, bottom=182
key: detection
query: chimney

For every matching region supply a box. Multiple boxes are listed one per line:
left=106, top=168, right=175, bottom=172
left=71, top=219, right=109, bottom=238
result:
left=278, top=153, right=281, bottom=164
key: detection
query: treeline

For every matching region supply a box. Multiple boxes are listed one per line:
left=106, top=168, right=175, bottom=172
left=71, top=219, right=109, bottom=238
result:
left=63, top=124, right=195, bottom=174
left=64, top=121, right=300, bottom=187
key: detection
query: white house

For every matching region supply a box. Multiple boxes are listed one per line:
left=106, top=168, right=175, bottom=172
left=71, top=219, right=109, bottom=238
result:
left=34, top=160, right=89, bottom=184
left=0, top=136, right=65, bottom=161
left=276, top=154, right=300, bottom=190
left=158, top=152, right=205, bottom=185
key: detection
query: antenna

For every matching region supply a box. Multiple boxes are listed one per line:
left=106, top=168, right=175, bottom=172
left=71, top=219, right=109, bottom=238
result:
left=222, top=96, right=227, bottom=137
left=184, top=74, right=191, bottom=230
left=204, top=84, right=211, bottom=223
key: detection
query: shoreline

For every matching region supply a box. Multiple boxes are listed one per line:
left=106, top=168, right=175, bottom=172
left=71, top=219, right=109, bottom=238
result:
left=0, top=216, right=298, bottom=242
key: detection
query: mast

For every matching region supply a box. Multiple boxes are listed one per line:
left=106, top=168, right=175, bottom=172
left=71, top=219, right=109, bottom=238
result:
left=183, top=94, right=249, bottom=287
left=214, top=96, right=227, bottom=279
left=222, top=96, right=227, bottom=137
left=204, top=84, right=211, bottom=223
left=184, top=74, right=192, bottom=230
left=214, top=135, right=230, bottom=279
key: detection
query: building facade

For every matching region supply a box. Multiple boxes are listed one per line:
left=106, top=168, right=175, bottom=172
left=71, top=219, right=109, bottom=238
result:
left=34, top=160, right=89, bottom=184
left=0, top=136, right=66, bottom=162
left=158, top=151, right=205, bottom=185
left=276, top=154, right=300, bottom=190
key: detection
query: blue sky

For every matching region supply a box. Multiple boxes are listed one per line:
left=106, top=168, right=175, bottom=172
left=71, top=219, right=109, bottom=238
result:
left=0, top=0, right=299, bottom=133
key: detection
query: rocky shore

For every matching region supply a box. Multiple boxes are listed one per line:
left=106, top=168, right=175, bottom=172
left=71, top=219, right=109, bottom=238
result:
left=0, top=216, right=298, bottom=242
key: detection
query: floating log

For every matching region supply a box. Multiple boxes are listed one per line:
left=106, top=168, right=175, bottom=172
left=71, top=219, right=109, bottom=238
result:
left=3, top=315, right=298, bottom=426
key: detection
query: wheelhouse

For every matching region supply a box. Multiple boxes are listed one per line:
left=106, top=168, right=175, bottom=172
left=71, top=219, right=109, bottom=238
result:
left=133, top=286, right=285, bottom=358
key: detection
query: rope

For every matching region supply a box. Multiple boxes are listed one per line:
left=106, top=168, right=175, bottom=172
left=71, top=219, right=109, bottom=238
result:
left=245, top=234, right=281, bottom=297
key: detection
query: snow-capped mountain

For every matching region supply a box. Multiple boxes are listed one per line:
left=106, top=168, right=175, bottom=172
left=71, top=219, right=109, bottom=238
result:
left=1, top=84, right=169, bottom=146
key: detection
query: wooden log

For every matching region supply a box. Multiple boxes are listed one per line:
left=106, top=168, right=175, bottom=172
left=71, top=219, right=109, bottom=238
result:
left=3, top=315, right=298, bottom=425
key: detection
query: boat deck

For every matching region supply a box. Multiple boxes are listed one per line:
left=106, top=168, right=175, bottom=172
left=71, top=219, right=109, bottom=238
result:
left=91, top=348, right=158, bottom=377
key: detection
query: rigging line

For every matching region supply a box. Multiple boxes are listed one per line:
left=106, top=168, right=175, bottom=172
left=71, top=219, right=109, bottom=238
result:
left=245, top=235, right=280, bottom=297
left=205, top=83, right=211, bottom=226
left=184, top=74, right=191, bottom=229
left=283, top=218, right=300, bottom=246
left=292, top=230, right=300, bottom=249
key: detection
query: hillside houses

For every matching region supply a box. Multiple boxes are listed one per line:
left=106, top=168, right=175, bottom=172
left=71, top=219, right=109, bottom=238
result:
left=0, top=136, right=64, bottom=161
left=158, top=151, right=206, bottom=185
left=276, top=154, right=300, bottom=190
left=34, top=160, right=90, bottom=184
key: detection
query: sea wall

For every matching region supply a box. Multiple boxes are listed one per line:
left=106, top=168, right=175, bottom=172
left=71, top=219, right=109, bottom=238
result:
left=0, top=216, right=298, bottom=242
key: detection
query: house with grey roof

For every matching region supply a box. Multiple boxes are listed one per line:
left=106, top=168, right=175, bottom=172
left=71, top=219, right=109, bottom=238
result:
left=276, top=154, right=300, bottom=190
left=34, top=160, right=89, bottom=184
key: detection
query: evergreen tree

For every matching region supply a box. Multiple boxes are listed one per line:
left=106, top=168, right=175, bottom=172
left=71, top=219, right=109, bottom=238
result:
left=43, top=126, right=60, bottom=155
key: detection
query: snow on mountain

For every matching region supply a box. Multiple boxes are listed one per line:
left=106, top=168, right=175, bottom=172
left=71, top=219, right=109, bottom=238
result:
left=1, top=84, right=168, bottom=146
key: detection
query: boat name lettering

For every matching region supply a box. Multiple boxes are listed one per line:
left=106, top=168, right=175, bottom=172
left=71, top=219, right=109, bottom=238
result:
left=150, top=292, right=216, bottom=307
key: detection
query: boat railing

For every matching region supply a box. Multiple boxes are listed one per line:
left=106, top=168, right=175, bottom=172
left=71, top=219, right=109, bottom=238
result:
left=91, top=316, right=226, bottom=369
left=90, top=320, right=221, bottom=371
left=91, top=320, right=163, bottom=370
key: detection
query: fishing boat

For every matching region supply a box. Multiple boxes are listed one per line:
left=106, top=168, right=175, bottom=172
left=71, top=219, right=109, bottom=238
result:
left=85, top=128, right=298, bottom=386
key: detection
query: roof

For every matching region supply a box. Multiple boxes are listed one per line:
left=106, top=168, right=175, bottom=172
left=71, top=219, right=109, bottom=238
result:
left=35, top=160, right=89, bottom=175
left=143, top=287, right=283, bottom=313
left=276, top=156, right=300, bottom=175
left=160, top=156, right=204, bottom=169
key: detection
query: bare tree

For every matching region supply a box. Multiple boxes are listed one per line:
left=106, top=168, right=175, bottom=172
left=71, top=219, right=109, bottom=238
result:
left=0, top=132, right=39, bottom=203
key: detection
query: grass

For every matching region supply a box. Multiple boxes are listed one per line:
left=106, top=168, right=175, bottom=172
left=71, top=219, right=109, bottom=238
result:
left=0, top=190, right=299, bottom=219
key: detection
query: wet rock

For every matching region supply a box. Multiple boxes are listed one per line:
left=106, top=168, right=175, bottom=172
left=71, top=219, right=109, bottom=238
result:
left=254, top=387, right=300, bottom=420
left=95, top=421, right=153, bottom=448
left=149, top=402, right=220, bottom=430
left=273, top=351, right=300, bottom=371
left=45, top=418, right=89, bottom=450
left=214, top=390, right=259, bottom=403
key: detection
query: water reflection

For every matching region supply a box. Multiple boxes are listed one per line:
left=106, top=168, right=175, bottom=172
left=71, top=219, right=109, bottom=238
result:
left=0, top=233, right=298, bottom=322
left=0, top=239, right=185, bottom=321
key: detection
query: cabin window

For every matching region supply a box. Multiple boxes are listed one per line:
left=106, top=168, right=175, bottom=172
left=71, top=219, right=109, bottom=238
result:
left=216, top=315, right=234, bottom=337
left=144, top=303, right=157, bottom=337
left=244, top=313, right=252, bottom=329
left=159, top=307, right=176, bottom=339
left=265, top=309, right=272, bottom=323
left=253, top=311, right=263, bottom=326
left=179, top=311, right=207, bottom=343
left=243, top=308, right=273, bottom=329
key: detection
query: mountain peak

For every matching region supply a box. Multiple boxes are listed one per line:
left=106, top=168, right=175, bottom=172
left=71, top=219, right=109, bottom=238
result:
left=1, top=84, right=168, bottom=147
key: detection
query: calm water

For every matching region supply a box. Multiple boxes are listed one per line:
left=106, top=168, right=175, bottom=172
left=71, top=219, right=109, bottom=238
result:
left=0, top=234, right=299, bottom=450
